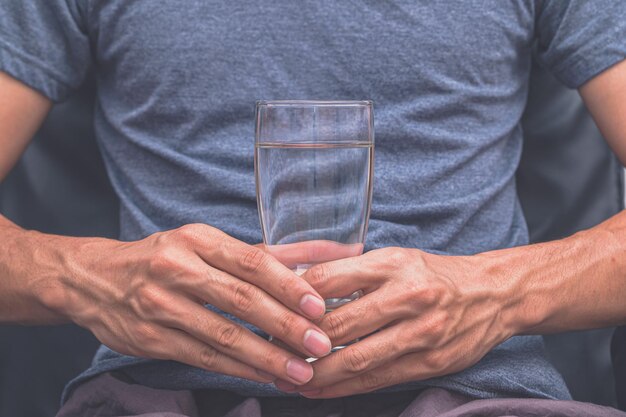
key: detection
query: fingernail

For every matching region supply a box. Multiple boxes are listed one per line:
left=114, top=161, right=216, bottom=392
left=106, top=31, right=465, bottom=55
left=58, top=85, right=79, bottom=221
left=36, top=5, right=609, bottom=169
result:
left=286, top=358, right=314, bottom=384
left=300, top=294, right=326, bottom=318
left=255, top=369, right=276, bottom=382
left=274, top=379, right=297, bottom=392
left=303, top=329, right=331, bottom=357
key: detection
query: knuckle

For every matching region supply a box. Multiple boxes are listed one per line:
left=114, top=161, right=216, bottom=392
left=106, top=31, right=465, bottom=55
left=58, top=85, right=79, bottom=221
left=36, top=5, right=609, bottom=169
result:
left=177, top=223, right=196, bottom=237
left=215, top=323, right=244, bottom=350
left=176, top=223, right=215, bottom=245
left=240, top=247, right=268, bottom=274
left=276, top=312, right=299, bottom=338
left=341, top=346, right=372, bottom=373
left=276, top=274, right=292, bottom=296
left=149, top=246, right=180, bottom=273
left=177, top=223, right=201, bottom=239
left=231, top=283, right=261, bottom=316
left=359, top=371, right=393, bottom=392
left=387, top=247, right=409, bottom=268
left=136, top=285, right=169, bottom=317
left=259, top=349, right=284, bottom=371
left=306, top=263, right=330, bottom=289
left=199, top=346, right=221, bottom=370
left=322, top=313, right=348, bottom=341
left=418, top=286, right=441, bottom=307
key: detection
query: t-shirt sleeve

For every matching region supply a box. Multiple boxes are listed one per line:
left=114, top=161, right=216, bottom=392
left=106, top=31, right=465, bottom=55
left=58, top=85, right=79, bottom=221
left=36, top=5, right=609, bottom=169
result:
left=0, top=0, right=91, bottom=102
left=535, top=0, right=626, bottom=89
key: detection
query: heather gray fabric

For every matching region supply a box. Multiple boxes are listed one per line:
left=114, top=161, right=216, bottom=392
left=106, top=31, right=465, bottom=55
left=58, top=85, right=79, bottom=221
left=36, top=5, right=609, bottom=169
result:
left=2, top=0, right=626, bottom=404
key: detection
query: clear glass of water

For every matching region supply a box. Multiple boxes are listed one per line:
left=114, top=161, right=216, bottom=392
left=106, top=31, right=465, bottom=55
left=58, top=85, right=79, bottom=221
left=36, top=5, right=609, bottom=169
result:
left=255, top=100, right=374, bottom=314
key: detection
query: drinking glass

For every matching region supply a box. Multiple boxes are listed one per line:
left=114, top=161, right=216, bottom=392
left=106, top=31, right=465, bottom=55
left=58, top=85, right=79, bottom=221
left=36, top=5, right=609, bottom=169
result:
left=255, top=100, right=374, bottom=313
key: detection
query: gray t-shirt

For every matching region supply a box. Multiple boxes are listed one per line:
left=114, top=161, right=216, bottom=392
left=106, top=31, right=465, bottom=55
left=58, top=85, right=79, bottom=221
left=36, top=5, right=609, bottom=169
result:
left=2, top=0, right=625, bottom=402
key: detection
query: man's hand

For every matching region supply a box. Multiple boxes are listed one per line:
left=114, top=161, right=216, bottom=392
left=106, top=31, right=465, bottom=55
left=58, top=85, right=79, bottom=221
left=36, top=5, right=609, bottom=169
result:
left=272, top=247, right=515, bottom=397
left=265, top=58, right=626, bottom=398
left=0, top=71, right=333, bottom=386
left=18, top=223, right=332, bottom=386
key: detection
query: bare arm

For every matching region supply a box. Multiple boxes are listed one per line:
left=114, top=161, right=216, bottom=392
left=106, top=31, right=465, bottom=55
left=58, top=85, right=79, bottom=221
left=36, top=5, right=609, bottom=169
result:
left=580, top=59, right=626, bottom=166
left=0, top=71, right=52, bottom=180
left=0, top=71, right=54, bottom=321
left=0, top=71, right=331, bottom=385
left=515, top=58, right=626, bottom=333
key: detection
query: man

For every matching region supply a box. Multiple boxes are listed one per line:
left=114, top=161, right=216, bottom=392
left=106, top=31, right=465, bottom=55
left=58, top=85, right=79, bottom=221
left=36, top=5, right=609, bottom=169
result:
left=1, top=1, right=625, bottom=416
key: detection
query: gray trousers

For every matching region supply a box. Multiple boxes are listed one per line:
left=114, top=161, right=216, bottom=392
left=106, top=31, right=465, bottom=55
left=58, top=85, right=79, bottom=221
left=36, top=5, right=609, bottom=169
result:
left=57, top=372, right=625, bottom=417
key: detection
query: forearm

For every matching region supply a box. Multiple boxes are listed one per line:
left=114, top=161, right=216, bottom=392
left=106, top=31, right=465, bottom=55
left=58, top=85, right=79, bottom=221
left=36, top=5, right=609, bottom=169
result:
left=0, top=214, right=104, bottom=325
left=479, top=209, right=626, bottom=335
left=0, top=215, right=67, bottom=323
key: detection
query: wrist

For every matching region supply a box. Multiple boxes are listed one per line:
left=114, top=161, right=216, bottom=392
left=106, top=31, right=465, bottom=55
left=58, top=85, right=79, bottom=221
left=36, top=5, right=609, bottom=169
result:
left=23, top=229, right=77, bottom=323
left=25, top=230, right=121, bottom=325
left=470, top=248, right=535, bottom=339
left=0, top=225, right=73, bottom=324
left=475, top=231, right=598, bottom=336
left=34, top=233, right=124, bottom=327
left=422, top=250, right=519, bottom=343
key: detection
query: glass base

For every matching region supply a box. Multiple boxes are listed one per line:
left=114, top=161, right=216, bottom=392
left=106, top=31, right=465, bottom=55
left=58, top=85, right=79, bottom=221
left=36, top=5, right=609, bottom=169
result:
left=324, top=290, right=363, bottom=312
left=294, top=264, right=363, bottom=312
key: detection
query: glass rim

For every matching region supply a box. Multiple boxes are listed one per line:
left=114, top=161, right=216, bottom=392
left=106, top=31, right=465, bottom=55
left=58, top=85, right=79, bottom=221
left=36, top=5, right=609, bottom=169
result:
left=256, top=99, right=373, bottom=107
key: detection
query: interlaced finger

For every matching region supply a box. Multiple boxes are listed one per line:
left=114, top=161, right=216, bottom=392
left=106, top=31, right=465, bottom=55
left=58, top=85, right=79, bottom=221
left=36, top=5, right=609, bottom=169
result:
left=192, top=228, right=326, bottom=319
left=165, top=296, right=318, bottom=386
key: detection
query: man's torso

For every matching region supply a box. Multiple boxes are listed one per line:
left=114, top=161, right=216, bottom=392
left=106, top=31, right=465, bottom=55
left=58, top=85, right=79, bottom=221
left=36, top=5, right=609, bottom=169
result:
left=90, top=0, right=532, bottom=254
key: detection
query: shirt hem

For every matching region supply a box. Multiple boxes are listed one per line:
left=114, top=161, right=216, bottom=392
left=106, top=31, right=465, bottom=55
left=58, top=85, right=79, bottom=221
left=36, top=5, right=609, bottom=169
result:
left=0, top=39, right=73, bottom=102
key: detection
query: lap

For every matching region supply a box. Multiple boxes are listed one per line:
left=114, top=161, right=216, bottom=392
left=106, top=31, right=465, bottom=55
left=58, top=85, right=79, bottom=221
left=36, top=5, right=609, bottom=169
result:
left=57, top=372, right=626, bottom=417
